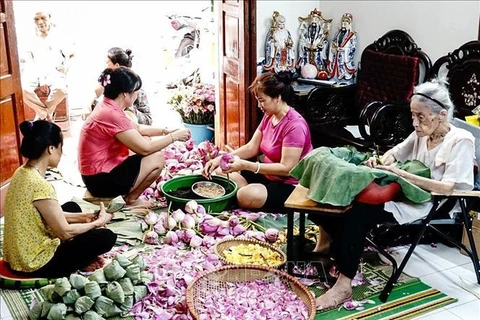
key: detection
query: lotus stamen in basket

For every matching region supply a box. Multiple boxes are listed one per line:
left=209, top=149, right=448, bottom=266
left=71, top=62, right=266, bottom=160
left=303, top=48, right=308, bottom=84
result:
left=214, top=239, right=287, bottom=269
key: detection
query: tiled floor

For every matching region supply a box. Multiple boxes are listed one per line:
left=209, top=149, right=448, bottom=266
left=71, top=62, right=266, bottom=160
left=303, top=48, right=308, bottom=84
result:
left=1, top=98, right=479, bottom=319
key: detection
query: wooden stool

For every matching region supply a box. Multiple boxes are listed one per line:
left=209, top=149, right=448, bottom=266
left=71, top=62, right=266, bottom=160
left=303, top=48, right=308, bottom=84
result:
left=82, top=190, right=115, bottom=206
left=284, top=185, right=350, bottom=275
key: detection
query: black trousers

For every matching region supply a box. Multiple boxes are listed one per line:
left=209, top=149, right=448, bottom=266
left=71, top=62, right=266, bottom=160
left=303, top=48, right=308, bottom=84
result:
left=29, top=202, right=117, bottom=278
left=309, top=203, right=396, bottom=279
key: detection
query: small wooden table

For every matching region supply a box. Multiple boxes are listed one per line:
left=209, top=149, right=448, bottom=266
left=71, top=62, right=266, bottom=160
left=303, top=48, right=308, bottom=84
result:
left=284, top=185, right=350, bottom=275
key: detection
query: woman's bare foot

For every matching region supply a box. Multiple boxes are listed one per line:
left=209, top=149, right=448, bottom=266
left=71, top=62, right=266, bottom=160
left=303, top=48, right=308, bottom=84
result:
left=125, top=197, right=156, bottom=208
left=316, top=274, right=352, bottom=310
left=80, top=256, right=106, bottom=273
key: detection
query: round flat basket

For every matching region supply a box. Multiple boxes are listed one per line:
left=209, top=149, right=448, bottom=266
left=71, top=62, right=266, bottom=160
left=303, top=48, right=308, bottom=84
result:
left=214, top=238, right=287, bottom=268
left=186, top=265, right=316, bottom=320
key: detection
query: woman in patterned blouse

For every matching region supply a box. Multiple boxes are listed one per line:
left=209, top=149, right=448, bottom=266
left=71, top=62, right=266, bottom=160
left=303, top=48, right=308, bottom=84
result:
left=3, top=120, right=116, bottom=277
left=89, top=47, right=153, bottom=125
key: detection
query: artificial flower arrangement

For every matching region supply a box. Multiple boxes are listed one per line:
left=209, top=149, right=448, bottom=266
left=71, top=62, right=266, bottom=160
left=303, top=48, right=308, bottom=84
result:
left=167, top=83, right=216, bottom=125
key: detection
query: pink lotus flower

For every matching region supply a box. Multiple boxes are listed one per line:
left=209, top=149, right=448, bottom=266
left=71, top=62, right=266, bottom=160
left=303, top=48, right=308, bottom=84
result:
left=181, top=214, right=196, bottom=229
left=165, top=230, right=179, bottom=245
left=228, top=215, right=239, bottom=227
left=172, top=209, right=185, bottom=223
left=196, top=204, right=206, bottom=215
left=182, top=229, right=196, bottom=243
left=184, top=200, right=198, bottom=214
left=164, top=217, right=177, bottom=230
left=144, top=212, right=160, bottom=226
left=154, top=222, right=167, bottom=235
left=220, top=153, right=235, bottom=171
left=144, top=230, right=159, bottom=245
left=231, top=224, right=247, bottom=236
left=189, top=235, right=203, bottom=248
left=265, top=228, right=279, bottom=243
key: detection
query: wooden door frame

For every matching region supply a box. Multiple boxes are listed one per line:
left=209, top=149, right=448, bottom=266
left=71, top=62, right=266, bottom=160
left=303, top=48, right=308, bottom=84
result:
left=215, top=0, right=257, bottom=150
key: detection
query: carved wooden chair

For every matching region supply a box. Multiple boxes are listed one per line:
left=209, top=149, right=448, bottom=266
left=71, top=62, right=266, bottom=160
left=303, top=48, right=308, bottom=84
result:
left=430, top=40, right=480, bottom=120
left=305, top=30, right=432, bottom=152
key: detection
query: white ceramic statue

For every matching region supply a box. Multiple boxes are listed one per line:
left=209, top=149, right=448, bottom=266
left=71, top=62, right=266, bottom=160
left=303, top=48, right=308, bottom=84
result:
left=263, top=11, right=295, bottom=73
left=326, top=13, right=357, bottom=85
left=297, top=8, right=331, bottom=78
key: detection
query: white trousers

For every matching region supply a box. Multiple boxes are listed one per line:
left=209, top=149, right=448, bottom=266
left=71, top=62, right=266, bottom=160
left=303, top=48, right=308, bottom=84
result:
left=22, top=71, right=67, bottom=120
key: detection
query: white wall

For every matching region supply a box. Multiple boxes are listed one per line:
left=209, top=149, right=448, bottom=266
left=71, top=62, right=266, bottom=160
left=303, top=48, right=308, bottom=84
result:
left=257, top=1, right=479, bottom=67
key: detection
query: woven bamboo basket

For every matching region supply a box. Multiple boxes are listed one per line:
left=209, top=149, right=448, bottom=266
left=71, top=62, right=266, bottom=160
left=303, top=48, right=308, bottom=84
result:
left=186, top=265, right=316, bottom=320
left=214, top=238, right=287, bottom=268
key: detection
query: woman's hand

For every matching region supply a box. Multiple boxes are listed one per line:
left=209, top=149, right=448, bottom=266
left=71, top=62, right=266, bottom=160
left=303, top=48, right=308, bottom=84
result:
left=202, top=157, right=221, bottom=179
left=364, top=156, right=380, bottom=168
left=221, top=157, right=244, bottom=173
left=171, top=129, right=191, bottom=142
left=95, top=202, right=114, bottom=228
left=85, top=212, right=97, bottom=223
left=375, top=164, right=404, bottom=177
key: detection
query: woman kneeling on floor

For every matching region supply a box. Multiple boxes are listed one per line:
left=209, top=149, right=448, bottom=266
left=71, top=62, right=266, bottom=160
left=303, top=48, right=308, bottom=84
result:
left=3, top=120, right=116, bottom=278
left=78, top=67, right=190, bottom=207
left=313, top=78, right=475, bottom=309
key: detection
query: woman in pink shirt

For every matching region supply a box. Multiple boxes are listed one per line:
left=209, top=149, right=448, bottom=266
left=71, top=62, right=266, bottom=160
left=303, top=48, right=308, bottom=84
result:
left=203, top=72, right=313, bottom=211
left=78, top=67, right=190, bottom=207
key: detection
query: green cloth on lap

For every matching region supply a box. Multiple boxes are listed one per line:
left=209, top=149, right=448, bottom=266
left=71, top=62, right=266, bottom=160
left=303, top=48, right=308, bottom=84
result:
left=290, top=147, right=432, bottom=206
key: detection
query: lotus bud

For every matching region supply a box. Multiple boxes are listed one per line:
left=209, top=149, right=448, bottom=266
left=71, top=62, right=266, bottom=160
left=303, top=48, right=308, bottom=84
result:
left=182, top=229, right=196, bottom=243
left=265, top=228, right=279, bottom=243
left=158, top=211, right=168, bottom=221
left=185, top=139, right=194, bottom=151
left=252, top=231, right=266, bottom=242
left=189, top=235, right=203, bottom=248
left=172, top=209, right=185, bottom=223
left=200, top=219, right=219, bottom=235
left=202, top=235, right=216, bottom=248
left=143, top=187, right=154, bottom=197
left=144, top=212, right=159, bottom=226
left=232, top=224, right=247, bottom=236
left=144, top=231, right=159, bottom=245
left=216, top=226, right=230, bottom=237
left=164, top=217, right=177, bottom=230
left=228, top=215, right=239, bottom=227
left=196, top=205, right=206, bottom=215
left=244, top=230, right=255, bottom=239
left=220, top=153, right=235, bottom=171
left=181, top=215, right=196, bottom=229
left=184, top=200, right=198, bottom=214
left=219, top=220, right=230, bottom=229
left=245, top=212, right=260, bottom=221
left=154, top=222, right=167, bottom=235
left=165, top=231, right=179, bottom=245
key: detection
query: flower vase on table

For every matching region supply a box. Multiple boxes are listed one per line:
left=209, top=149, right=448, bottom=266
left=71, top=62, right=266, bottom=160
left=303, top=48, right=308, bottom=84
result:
left=184, top=123, right=214, bottom=144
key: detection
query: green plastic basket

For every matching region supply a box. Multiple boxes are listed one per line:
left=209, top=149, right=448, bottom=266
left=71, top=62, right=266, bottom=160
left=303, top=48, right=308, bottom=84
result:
left=161, top=175, right=237, bottom=213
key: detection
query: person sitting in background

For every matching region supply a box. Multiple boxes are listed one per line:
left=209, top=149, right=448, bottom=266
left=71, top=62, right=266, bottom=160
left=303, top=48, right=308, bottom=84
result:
left=88, top=47, right=152, bottom=125
left=78, top=67, right=190, bottom=207
left=312, top=78, right=475, bottom=309
left=3, top=120, right=116, bottom=278
left=21, top=11, right=74, bottom=121
left=203, top=72, right=313, bottom=211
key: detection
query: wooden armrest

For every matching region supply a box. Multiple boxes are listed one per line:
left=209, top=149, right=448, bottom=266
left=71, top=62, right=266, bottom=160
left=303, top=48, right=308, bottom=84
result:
left=432, top=190, right=480, bottom=197
left=284, top=185, right=350, bottom=213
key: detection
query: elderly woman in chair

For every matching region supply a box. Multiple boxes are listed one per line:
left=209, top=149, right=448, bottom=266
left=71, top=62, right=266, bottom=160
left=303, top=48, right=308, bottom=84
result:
left=313, top=78, right=475, bottom=309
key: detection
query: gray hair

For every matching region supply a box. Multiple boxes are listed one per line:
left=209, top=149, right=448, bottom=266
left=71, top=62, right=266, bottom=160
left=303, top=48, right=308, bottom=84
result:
left=411, top=77, right=454, bottom=121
